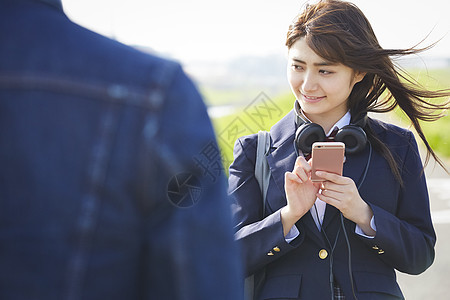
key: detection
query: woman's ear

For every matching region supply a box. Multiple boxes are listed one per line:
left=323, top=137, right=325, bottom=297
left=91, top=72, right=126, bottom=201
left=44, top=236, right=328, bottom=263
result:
left=353, top=70, right=367, bottom=84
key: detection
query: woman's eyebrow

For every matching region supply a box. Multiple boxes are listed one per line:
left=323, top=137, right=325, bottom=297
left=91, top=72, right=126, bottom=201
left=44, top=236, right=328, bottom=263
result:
left=291, top=57, right=337, bottom=67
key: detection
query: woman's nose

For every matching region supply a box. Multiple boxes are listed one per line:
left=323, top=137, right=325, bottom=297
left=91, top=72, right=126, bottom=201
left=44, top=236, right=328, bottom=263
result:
left=302, top=72, right=318, bottom=93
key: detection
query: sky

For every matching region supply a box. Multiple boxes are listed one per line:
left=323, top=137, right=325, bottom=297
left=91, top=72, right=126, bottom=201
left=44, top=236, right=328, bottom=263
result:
left=62, top=0, right=450, bottom=64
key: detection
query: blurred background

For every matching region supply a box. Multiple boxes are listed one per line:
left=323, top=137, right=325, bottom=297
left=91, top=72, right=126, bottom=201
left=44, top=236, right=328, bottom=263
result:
left=62, top=1, right=449, bottom=299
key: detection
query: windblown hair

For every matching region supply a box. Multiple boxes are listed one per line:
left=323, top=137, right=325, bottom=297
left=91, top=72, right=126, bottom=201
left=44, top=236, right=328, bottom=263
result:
left=286, top=0, right=449, bottom=182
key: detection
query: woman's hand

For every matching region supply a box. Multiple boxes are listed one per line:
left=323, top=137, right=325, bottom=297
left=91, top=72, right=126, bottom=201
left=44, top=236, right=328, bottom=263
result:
left=281, top=156, right=320, bottom=236
left=315, top=171, right=376, bottom=236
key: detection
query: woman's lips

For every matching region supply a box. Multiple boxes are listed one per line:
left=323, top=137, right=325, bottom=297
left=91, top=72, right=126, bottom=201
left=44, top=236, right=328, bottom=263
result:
left=301, top=94, right=325, bottom=103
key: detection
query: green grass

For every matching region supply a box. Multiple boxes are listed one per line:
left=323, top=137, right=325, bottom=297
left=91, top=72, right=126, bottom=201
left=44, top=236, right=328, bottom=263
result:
left=394, top=68, right=450, bottom=157
left=211, top=92, right=294, bottom=169
left=209, top=68, right=450, bottom=170
left=200, top=86, right=269, bottom=106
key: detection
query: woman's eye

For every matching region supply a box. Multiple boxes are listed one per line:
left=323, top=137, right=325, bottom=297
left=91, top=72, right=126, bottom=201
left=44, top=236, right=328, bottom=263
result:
left=291, top=64, right=303, bottom=71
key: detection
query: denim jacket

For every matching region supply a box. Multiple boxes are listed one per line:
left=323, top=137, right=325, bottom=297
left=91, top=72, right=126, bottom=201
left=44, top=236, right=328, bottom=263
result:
left=0, top=0, right=243, bottom=299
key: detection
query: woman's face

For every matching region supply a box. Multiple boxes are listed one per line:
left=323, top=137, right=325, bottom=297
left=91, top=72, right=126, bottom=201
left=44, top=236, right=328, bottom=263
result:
left=287, top=37, right=365, bottom=125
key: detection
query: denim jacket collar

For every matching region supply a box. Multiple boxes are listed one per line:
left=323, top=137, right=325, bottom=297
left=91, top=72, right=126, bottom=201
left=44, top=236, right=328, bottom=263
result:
left=38, top=0, right=63, bottom=12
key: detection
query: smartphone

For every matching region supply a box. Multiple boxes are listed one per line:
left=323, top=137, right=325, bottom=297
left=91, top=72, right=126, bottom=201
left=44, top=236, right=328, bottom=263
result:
left=311, top=142, right=345, bottom=182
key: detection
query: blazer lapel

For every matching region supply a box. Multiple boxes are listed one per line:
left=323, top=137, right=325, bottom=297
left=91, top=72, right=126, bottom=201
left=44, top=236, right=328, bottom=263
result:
left=265, top=110, right=297, bottom=210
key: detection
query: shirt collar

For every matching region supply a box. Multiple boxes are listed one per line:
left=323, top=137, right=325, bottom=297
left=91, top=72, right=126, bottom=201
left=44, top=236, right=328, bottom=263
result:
left=327, top=111, right=351, bottom=136
left=300, top=111, right=351, bottom=136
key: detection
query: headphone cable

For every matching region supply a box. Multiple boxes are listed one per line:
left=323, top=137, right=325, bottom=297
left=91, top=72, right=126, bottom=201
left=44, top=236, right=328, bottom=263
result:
left=313, top=204, right=341, bottom=300
left=315, top=141, right=372, bottom=300
left=344, top=141, right=372, bottom=300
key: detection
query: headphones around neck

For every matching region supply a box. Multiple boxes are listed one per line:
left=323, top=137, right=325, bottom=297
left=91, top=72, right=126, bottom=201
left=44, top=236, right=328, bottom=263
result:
left=294, top=100, right=367, bottom=155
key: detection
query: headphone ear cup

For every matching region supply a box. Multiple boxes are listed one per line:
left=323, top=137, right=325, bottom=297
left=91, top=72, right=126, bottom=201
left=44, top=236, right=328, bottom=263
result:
left=295, top=123, right=326, bottom=154
left=335, top=125, right=367, bottom=155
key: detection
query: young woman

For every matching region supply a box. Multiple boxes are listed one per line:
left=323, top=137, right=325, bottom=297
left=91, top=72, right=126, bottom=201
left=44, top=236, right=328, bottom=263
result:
left=228, top=1, right=449, bottom=299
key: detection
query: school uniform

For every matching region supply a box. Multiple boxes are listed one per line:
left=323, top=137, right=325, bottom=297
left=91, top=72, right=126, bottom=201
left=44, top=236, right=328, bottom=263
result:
left=229, top=109, right=436, bottom=299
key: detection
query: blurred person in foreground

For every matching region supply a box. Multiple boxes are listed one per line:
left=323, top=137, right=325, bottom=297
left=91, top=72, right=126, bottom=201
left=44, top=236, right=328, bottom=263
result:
left=0, top=0, right=243, bottom=299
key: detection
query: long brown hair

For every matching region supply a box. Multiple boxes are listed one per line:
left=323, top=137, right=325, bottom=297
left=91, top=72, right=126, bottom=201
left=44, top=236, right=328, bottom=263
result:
left=286, top=0, right=449, bottom=182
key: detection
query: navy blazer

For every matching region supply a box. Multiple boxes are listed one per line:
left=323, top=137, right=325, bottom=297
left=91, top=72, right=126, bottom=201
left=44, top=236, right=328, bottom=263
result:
left=229, top=110, right=436, bottom=299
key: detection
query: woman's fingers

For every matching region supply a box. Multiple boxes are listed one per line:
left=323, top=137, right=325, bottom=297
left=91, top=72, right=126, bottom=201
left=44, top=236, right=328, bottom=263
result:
left=292, top=156, right=311, bottom=182
left=296, top=155, right=311, bottom=171
left=285, top=171, right=302, bottom=184
left=315, top=170, right=346, bottom=184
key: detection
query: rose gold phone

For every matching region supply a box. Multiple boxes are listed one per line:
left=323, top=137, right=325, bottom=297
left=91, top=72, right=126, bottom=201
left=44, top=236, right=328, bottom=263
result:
left=311, top=142, right=345, bottom=182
